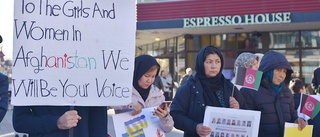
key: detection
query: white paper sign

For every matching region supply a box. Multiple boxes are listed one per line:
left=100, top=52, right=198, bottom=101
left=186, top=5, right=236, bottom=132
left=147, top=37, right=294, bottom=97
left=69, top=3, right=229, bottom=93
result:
left=112, top=107, right=166, bottom=137
left=12, top=0, right=136, bottom=106
left=203, top=106, right=261, bottom=137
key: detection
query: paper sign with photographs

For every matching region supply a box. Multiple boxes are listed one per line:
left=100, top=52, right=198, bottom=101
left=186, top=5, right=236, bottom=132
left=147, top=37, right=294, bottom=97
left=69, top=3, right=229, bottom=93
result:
left=203, top=106, right=261, bottom=137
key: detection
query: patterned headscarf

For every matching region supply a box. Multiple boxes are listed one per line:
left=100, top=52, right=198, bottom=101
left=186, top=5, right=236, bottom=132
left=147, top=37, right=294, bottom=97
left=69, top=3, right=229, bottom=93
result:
left=234, top=52, right=258, bottom=69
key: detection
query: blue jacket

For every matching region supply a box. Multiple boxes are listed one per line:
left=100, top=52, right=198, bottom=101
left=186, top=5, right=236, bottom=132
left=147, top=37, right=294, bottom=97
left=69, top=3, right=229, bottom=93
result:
left=170, top=73, right=247, bottom=137
left=13, top=106, right=108, bottom=137
left=0, top=73, right=8, bottom=122
left=241, top=51, right=297, bottom=137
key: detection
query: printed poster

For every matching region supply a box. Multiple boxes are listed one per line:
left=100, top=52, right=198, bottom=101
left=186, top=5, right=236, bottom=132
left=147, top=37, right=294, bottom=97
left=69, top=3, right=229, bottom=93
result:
left=203, top=106, right=261, bottom=137
left=112, top=107, right=165, bottom=137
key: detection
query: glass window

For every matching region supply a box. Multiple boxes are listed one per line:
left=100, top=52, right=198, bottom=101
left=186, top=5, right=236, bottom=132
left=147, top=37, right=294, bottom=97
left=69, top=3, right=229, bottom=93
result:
left=211, top=35, right=222, bottom=48
left=301, top=30, right=320, bottom=47
left=224, top=34, right=237, bottom=50
left=159, top=41, right=166, bottom=55
left=186, top=52, right=198, bottom=69
left=237, top=33, right=247, bottom=50
left=221, top=50, right=236, bottom=69
left=177, top=53, right=186, bottom=80
left=167, top=38, right=176, bottom=53
left=177, top=36, right=185, bottom=52
left=152, top=42, right=160, bottom=56
left=187, top=35, right=201, bottom=51
left=301, top=49, right=320, bottom=84
left=201, top=35, right=210, bottom=47
left=269, top=32, right=299, bottom=48
left=140, top=45, right=148, bottom=55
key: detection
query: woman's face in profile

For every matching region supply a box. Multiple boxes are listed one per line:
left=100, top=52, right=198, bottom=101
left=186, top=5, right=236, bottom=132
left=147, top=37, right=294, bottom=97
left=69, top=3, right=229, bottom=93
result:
left=204, top=53, right=221, bottom=77
left=251, top=59, right=259, bottom=70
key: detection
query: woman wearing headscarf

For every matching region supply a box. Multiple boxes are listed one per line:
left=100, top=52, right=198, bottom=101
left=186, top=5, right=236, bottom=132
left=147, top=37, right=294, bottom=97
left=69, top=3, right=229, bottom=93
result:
left=112, top=55, right=173, bottom=133
left=170, top=46, right=247, bottom=137
left=240, top=51, right=306, bottom=137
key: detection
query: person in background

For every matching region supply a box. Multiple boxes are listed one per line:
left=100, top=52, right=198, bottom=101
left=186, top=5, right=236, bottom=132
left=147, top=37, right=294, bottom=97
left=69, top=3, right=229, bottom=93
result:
left=241, top=50, right=306, bottom=137
left=0, top=72, right=9, bottom=123
left=112, top=55, right=173, bottom=133
left=232, top=52, right=260, bottom=90
left=289, top=78, right=306, bottom=110
left=170, top=46, right=247, bottom=137
left=179, top=67, right=192, bottom=86
left=311, top=67, right=320, bottom=94
left=254, top=53, right=264, bottom=67
left=153, top=75, right=164, bottom=92
left=13, top=106, right=107, bottom=137
left=160, top=70, right=171, bottom=101
left=166, top=72, right=173, bottom=100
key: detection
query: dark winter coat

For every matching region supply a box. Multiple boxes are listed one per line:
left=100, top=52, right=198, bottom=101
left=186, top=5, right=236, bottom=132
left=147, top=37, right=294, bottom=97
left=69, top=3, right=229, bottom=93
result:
left=13, top=106, right=108, bottom=137
left=293, top=93, right=301, bottom=110
left=170, top=72, right=247, bottom=137
left=241, top=50, right=298, bottom=137
left=0, top=73, right=8, bottom=122
left=312, top=67, right=320, bottom=90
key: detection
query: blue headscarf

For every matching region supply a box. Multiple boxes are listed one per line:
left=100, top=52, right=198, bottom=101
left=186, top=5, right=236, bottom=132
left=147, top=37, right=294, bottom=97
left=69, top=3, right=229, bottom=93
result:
left=259, top=51, right=293, bottom=94
left=133, top=55, right=160, bottom=101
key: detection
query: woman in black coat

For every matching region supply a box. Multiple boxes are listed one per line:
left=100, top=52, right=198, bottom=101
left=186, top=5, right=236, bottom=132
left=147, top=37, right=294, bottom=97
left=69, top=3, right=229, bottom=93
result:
left=170, top=46, right=247, bottom=137
left=241, top=50, right=306, bottom=137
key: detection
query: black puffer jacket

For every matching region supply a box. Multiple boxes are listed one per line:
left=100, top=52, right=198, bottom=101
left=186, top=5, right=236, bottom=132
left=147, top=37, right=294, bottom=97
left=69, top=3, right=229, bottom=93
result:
left=171, top=73, right=247, bottom=137
left=241, top=51, right=298, bottom=137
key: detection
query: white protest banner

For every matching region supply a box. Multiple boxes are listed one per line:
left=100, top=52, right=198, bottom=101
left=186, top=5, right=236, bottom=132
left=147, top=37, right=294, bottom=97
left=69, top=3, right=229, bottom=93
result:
left=203, top=106, right=261, bottom=137
left=12, top=0, right=136, bottom=106
left=112, top=107, right=166, bottom=137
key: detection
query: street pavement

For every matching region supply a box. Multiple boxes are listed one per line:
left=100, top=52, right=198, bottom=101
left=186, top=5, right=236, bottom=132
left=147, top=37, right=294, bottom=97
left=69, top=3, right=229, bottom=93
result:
left=0, top=107, right=183, bottom=137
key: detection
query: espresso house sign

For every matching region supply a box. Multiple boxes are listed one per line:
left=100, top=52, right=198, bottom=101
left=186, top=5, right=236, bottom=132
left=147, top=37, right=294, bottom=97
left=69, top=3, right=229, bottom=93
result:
left=183, top=12, right=291, bottom=27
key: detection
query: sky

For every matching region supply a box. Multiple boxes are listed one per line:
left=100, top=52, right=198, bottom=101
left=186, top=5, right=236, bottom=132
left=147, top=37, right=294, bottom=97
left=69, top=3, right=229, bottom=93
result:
left=0, top=1, right=14, bottom=60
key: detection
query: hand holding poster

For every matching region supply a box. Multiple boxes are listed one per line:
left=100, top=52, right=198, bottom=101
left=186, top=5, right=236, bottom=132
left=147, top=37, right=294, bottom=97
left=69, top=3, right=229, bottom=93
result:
left=12, top=0, right=136, bottom=106
left=203, top=106, right=261, bottom=137
left=112, top=107, right=166, bottom=137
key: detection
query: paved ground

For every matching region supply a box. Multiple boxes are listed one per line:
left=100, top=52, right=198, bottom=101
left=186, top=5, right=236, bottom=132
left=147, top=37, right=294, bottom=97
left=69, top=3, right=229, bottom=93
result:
left=0, top=107, right=183, bottom=137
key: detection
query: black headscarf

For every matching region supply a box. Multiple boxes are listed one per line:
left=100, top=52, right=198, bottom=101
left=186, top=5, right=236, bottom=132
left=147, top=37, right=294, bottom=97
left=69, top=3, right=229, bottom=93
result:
left=133, top=55, right=160, bottom=101
left=196, top=46, right=224, bottom=92
left=196, top=46, right=226, bottom=107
